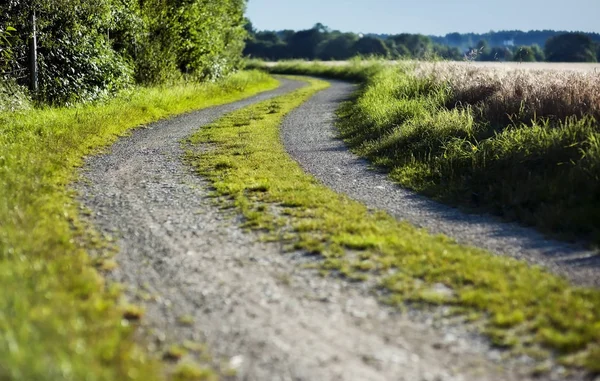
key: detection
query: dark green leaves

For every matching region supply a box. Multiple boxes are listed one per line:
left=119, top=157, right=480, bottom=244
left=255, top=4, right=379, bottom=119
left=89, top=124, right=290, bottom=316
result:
left=0, top=0, right=248, bottom=104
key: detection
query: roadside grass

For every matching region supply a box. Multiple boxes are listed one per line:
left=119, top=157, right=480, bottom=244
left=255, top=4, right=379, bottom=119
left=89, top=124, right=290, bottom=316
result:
left=186, top=76, right=600, bottom=374
left=245, top=58, right=383, bottom=82
left=255, top=60, right=600, bottom=244
left=0, top=70, right=278, bottom=381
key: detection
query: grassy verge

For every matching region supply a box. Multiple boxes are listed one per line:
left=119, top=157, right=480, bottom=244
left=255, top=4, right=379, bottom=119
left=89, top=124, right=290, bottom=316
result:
left=0, top=70, right=278, bottom=381
left=254, top=60, right=600, bottom=244
left=186, top=76, right=600, bottom=374
left=245, top=58, right=382, bottom=82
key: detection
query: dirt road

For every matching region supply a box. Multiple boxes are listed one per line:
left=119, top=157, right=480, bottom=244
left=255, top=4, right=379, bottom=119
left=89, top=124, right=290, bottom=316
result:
left=76, top=78, right=568, bottom=380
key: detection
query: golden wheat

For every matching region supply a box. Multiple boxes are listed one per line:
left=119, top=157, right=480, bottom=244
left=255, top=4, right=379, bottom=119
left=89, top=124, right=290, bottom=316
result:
left=414, top=62, right=600, bottom=124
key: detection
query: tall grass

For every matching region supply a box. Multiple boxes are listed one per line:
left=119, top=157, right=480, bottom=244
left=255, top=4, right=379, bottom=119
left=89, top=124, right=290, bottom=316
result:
left=261, top=60, right=600, bottom=243
left=0, top=70, right=278, bottom=381
left=245, top=58, right=384, bottom=82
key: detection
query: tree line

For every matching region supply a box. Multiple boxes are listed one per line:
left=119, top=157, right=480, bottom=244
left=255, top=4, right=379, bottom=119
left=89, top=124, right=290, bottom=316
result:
left=0, top=0, right=248, bottom=105
left=244, top=23, right=600, bottom=63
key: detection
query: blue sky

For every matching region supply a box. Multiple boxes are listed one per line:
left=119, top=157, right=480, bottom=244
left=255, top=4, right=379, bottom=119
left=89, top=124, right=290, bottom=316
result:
left=246, top=0, right=600, bottom=35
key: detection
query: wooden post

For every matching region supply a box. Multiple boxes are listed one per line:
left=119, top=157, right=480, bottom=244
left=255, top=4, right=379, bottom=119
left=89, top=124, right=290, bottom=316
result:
left=29, top=8, right=38, bottom=93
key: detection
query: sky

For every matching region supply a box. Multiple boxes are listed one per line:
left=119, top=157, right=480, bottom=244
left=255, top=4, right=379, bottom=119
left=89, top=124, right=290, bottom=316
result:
left=246, top=0, right=600, bottom=36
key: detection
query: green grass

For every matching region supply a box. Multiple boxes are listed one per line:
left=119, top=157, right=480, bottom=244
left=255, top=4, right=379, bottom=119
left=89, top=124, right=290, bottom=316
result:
left=255, top=60, right=600, bottom=244
left=186, top=76, right=600, bottom=373
left=0, top=70, right=278, bottom=381
left=245, top=58, right=383, bottom=82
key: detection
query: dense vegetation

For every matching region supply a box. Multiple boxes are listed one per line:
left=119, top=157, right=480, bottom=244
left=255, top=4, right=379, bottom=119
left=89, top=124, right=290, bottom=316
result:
left=0, top=0, right=248, bottom=105
left=188, top=76, right=600, bottom=374
left=245, top=23, right=600, bottom=63
left=257, top=60, right=600, bottom=243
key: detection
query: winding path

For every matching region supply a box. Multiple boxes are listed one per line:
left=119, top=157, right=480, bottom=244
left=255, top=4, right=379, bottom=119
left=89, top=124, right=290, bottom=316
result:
left=76, top=75, right=598, bottom=381
left=281, top=79, right=600, bottom=288
left=74, top=78, right=538, bottom=381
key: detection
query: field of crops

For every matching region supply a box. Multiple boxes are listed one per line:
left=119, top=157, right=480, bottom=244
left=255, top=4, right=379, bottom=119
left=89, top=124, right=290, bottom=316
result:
left=264, top=60, right=600, bottom=72
left=417, top=61, right=600, bottom=72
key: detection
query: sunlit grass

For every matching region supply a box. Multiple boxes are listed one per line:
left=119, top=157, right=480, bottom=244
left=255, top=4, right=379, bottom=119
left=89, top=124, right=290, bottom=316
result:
left=0, top=70, right=278, bottom=381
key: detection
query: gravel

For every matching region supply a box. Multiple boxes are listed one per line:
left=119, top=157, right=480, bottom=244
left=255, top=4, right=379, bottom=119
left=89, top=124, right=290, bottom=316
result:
left=75, top=78, right=538, bottom=380
left=281, top=79, right=600, bottom=288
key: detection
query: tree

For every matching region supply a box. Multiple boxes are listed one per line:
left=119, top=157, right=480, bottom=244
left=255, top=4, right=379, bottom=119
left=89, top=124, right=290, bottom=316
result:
left=244, top=29, right=289, bottom=60
left=353, top=36, right=389, bottom=57
left=255, top=31, right=281, bottom=45
left=475, top=40, right=491, bottom=56
left=531, top=44, right=545, bottom=61
left=545, top=33, right=597, bottom=62
left=278, top=30, right=295, bottom=44
left=313, top=23, right=330, bottom=34
left=432, top=44, right=462, bottom=60
left=0, top=0, right=248, bottom=104
left=316, top=33, right=358, bottom=60
left=488, top=47, right=513, bottom=61
left=243, top=18, right=255, bottom=35
left=0, top=26, right=16, bottom=73
left=389, top=34, right=433, bottom=58
left=445, top=32, right=463, bottom=47
left=0, top=0, right=133, bottom=104
left=383, top=39, right=409, bottom=58
left=513, top=46, right=536, bottom=62
left=288, top=27, right=325, bottom=59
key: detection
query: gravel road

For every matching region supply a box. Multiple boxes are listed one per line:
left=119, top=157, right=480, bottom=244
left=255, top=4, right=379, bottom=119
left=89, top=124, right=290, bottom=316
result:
left=281, top=79, right=600, bottom=288
left=75, top=79, right=539, bottom=381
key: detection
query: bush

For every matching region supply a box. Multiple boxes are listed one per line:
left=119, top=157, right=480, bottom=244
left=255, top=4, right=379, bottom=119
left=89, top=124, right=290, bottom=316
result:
left=0, top=0, right=248, bottom=104
left=0, top=77, right=30, bottom=112
left=1, top=0, right=133, bottom=104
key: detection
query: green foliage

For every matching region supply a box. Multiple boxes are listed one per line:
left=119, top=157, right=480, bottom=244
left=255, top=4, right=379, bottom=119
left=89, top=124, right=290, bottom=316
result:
left=511, top=44, right=544, bottom=62
left=488, top=46, right=513, bottom=61
left=244, top=26, right=442, bottom=61
left=246, top=27, right=599, bottom=63
left=353, top=36, right=390, bottom=57
left=433, top=30, right=600, bottom=51
left=247, top=58, right=384, bottom=82
left=0, top=0, right=248, bottom=104
left=431, top=44, right=462, bottom=60
left=545, top=33, right=598, bottom=63
left=0, top=70, right=277, bottom=381
left=0, top=25, right=16, bottom=72
left=389, top=34, right=433, bottom=58
left=1, top=0, right=134, bottom=104
left=288, top=27, right=325, bottom=59
left=316, top=33, right=358, bottom=60
left=531, top=44, right=545, bottom=61
left=121, top=0, right=247, bottom=83
left=514, top=46, right=536, bottom=62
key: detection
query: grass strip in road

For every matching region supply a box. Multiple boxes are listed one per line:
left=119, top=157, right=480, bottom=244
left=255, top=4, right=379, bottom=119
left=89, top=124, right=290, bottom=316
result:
left=187, top=76, right=600, bottom=375
left=0, top=70, right=278, bottom=381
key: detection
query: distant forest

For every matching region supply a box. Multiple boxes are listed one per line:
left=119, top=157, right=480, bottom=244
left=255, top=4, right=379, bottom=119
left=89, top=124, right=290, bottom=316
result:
left=244, top=23, right=600, bottom=63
